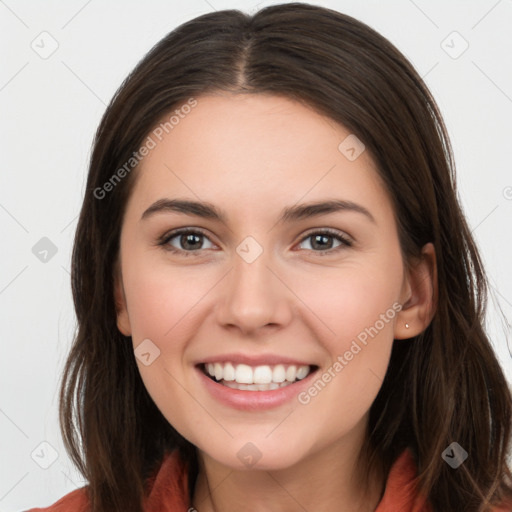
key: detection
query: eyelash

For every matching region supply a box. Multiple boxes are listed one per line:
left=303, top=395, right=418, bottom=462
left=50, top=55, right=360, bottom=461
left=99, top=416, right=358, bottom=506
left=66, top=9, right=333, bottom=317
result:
left=157, top=227, right=353, bottom=257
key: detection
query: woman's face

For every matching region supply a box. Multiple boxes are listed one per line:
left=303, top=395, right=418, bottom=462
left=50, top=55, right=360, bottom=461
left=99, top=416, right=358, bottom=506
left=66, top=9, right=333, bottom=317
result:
left=115, top=93, right=415, bottom=470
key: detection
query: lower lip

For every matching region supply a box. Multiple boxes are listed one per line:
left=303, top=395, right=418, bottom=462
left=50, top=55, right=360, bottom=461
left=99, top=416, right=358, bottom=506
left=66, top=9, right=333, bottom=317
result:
left=196, top=366, right=318, bottom=411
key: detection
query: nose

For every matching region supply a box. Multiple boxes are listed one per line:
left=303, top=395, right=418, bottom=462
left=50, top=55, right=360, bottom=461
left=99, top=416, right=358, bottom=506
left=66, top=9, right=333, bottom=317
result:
left=215, top=247, right=293, bottom=337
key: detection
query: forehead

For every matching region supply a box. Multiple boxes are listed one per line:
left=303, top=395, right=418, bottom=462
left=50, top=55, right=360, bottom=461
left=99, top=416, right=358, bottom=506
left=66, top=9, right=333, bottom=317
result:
left=125, top=93, right=392, bottom=223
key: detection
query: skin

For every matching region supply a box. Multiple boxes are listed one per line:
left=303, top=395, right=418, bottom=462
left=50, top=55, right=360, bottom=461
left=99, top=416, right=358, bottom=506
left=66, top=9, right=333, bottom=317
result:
left=114, top=93, right=436, bottom=512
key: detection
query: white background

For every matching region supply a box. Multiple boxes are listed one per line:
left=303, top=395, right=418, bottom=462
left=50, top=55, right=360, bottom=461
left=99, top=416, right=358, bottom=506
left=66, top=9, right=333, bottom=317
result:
left=1, top=1, right=511, bottom=510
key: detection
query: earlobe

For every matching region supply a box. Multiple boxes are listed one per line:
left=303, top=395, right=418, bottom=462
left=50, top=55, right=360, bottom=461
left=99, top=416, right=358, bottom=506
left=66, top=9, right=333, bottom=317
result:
left=395, top=242, right=437, bottom=339
left=113, top=262, right=132, bottom=337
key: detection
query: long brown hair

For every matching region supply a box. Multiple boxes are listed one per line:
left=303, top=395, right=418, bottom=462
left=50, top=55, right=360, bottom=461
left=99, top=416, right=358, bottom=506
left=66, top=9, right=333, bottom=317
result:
left=60, top=3, right=512, bottom=511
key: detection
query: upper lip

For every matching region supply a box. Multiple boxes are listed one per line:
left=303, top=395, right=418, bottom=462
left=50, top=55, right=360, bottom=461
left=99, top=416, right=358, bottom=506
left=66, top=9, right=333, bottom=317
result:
left=197, top=353, right=315, bottom=367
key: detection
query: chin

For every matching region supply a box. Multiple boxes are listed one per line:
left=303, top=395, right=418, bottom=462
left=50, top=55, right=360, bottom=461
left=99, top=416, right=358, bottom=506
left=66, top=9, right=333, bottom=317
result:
left=197, top=436, right=310, bottom=472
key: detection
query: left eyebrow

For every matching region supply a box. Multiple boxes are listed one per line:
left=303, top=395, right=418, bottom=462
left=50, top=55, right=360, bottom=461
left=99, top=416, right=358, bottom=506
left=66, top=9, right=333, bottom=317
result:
left=140, top=198, right=376, bottom=224
left=280, top=199, right=376, bottom=224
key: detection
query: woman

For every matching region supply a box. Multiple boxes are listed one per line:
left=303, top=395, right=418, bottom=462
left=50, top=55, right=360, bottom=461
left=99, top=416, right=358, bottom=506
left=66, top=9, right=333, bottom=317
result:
left=27, top=3, right=512, bottom=511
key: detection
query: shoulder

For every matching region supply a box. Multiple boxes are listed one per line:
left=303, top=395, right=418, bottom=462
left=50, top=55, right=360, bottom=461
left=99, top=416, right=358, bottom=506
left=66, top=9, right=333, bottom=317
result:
left=144, top=448, right=191, bottom=509
left=377, top=449, right=512, bottom=512
left=376, top=448, right=432, bottom=511
left=24, top=449, right=189, bottom=512
left=25, top=486, right=89, bottom=512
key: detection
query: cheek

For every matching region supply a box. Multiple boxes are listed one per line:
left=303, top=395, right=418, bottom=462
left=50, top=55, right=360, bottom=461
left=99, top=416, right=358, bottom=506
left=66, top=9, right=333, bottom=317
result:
left=289, top=253, right=402, bottom=411
left=122, top=256, right=213, bottom=342
left=123, top=261, right=206, bottom=438
left=292, top=262, right=402, bottom=432
left=292, top=257, right=403, bottom=351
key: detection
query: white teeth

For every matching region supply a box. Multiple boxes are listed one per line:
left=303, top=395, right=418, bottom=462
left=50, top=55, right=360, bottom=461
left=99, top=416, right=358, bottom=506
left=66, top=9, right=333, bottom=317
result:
left=223, top=362, right=235, bottom=381
left=214, top=362, right=223, bottom=381
left=203, top=362, right=312, bottom=386
left=235, top=364, right=253, bottom=384
left=296, top=366, right=309, bottom=380
left=272, top=364, right=286, bottom=383
left=223, top=381, right=287, bottom=391
left=285, top=365, right=297, bottom=382
left=253, top=365, right=273, bottom=384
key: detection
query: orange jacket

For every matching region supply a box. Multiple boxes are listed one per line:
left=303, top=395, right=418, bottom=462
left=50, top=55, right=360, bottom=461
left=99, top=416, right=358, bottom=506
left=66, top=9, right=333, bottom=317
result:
left=26, top=449, right=512, bottom=511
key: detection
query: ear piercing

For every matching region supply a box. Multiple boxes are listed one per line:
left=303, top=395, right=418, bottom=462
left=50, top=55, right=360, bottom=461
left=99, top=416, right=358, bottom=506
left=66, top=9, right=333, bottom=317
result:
left=405, top=323, right=410, bottom=328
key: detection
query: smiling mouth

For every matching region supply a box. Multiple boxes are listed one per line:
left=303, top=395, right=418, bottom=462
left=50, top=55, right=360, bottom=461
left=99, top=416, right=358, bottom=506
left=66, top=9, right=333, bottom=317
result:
left=200, top=362, right=318, bottom=391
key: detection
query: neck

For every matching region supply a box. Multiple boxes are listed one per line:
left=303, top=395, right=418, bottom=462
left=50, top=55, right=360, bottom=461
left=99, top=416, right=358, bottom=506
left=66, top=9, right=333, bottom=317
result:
left=192, top=423, right=384, bottom=512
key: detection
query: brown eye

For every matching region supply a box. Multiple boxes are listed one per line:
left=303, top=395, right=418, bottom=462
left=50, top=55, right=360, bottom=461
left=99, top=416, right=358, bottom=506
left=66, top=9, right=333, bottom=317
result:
left=159, top=228, right=215, bottom=256
left=298, top=230, right=352, bottom=253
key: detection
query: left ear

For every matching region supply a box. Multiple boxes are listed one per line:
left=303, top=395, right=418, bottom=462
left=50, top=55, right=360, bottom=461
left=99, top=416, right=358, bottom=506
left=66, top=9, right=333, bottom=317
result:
left=394, top=242, right=437, bottom=339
